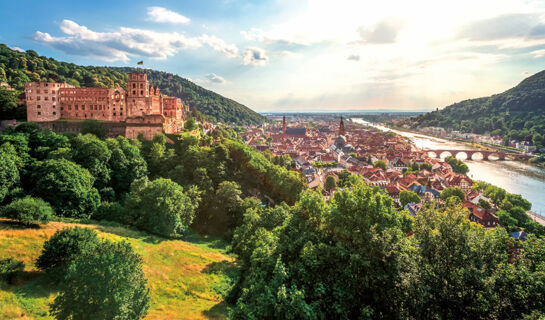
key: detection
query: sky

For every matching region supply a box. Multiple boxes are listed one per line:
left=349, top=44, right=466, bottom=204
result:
left=1, top=0, right=545, bottom=112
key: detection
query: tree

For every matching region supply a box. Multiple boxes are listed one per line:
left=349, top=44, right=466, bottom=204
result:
left=373, top=160, right=387, bottom=170
left=478, top=198, right=492, bottom=209
left=30, top=159, right=100, bottom=218
left=36, top=227, right=100, bottom=272
left=70, top=134, right=112, bottom=190
left=129, top=178, right=195, bottom=238
left=445, top=156, right=469, bottom=174
left=51, top=240, right=150, bottom=320
left=80, top=119, right=106, bottom=139
left=324, top=175, right=337, bottom=192
left=399, top=190, right=421, bottom=207
left=184, top=118, right=197, bottom=131
left=0, top=143, right=20, bottom=203
left=106, top=136, right=147, bottom=196
left=0, top=258, right=24, bottom=284
left=440, top=187, right=465, bottom=203
left=1, top=196, right=53, bottom=226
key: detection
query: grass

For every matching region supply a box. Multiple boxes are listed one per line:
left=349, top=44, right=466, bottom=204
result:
left=0, top=219, right=236, bottom=320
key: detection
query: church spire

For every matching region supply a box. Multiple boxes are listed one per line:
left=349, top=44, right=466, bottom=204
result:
left=338, top=116, right=346, bottom=135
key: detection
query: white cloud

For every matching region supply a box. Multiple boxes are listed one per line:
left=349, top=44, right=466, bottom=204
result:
left=146, top=7, right=190, bottom=24
left=347, top=54, right=360, bottom=61
left=205, top=73, right=227, bottom=84
left=33, top=19, right=238, bottom=62
left=242, top=47, right=269, bottom=66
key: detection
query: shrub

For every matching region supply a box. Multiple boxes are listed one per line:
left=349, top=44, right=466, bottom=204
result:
left=36, top=227, right=100, bottom=272
left=1, top=196, right=53, bottom=225
left=0, top=258, right=24, bottom=284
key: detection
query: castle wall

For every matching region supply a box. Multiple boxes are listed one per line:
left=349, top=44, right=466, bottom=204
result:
left=58, top=87, right=126, bottom=122
left=25, top=82, right=74, bottom=122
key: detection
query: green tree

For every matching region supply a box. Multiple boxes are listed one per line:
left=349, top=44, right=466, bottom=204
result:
left=399, top=190, right=421, bottom=207
left=478, top=198, right=492, bottom=209
left=0, top=258, right=24, bottom=284
left=30, top=159, right=100, bottom=218
left=184, top=118, right=197, bottom=131
left=0, top=143, right=20, bottom=203
left=373, top=160, right=387, bottom=170
left=36, top=227, right=100, bottom=272
left=80, top=119, right=106, bottom=138
left=440, top=187, right=465, bottom=203
left=106, top=136, right=147, bottom=196
left=324, top=175, right=337, bottom=192
left=445, top=156, right=469, bottom=174
left=128, top=178, right=195, bottom=238
left=51, top=240, right=150, bottom=320
left=1, top=196, right=53, bottom=225
left=70, top=134, right=112, bottom=190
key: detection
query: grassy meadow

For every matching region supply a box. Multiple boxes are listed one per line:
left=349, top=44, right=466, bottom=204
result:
left=0, top=219, right=236, bottom=320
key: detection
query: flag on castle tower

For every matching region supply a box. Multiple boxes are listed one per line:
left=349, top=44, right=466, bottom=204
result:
left=137, top=60, right=144, bottom=65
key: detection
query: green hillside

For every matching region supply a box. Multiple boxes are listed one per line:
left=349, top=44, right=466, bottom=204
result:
left=0, top=44, right=266, bottom=125
left=406, top=71, right=545, bottom=147
left=0, top=219, right=234, bottom=320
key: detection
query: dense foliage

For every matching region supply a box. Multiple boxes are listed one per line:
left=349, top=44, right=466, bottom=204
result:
left=230, top=180, right=545, bottom=319
left=51, top=239, right=150, bottom=320
left=399, top=190, right=421, bottom=207
left=0, top=258, right=24, bottom=284
left=0, top=44, right=266, bottom=125
left=445, top=156, right=469, bottom=174
left=1, top=196, right=53, bottom=225
left=406, top=70, right=545, bottom=146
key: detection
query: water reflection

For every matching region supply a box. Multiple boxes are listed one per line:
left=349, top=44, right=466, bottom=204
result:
left=352, top=118, right=545, bottom=216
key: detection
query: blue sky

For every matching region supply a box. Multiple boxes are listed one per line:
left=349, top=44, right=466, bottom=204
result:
left=2, top=0, right=545, bottom=112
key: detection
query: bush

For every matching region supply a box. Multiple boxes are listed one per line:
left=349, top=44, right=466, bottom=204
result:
left=36, top=227, right=100, bottom=272
left=51, top=240, right=150, bottom=320
left=0, top=258, right=24, bottom=284
left=1, top=196, right=53, bottom=226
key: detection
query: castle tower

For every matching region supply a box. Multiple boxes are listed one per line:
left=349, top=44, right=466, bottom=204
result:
left=282, top=115, right=287, bottom=133
left=338, top=116, right=346, bottom=135
left=127, top=72, right=150, bottom=116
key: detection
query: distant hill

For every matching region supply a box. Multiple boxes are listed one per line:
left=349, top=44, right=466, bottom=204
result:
left=406, top=71, right=545, bottom=146
left=0, top=44, right=266, bottom=125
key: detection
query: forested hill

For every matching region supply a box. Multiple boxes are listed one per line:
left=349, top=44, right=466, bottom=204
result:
left=406, top=70, right=545, bottom=145
left=0, top=44, right=266, bottom=125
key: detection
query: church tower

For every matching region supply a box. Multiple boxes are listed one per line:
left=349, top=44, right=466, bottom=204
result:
left=338, top=116, right=346, bottom=135
left=282, top=115, right=287, bottom=133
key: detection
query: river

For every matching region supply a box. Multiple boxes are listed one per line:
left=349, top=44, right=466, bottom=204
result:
left=352, top=118, right=545, bottom=216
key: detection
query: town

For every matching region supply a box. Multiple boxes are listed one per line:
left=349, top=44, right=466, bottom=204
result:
left=240, top=115, right=502, bottom=228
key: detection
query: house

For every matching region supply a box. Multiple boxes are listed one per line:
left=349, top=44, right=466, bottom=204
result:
left=463, top=201, right=499, bottom=228
left=404, top=202, right=423, bottom=217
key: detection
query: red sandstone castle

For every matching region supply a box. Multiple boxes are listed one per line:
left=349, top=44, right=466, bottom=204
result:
left=24, top=72, right=185, bottom=139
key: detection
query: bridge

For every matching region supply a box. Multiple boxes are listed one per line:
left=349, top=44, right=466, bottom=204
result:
left=423, top=149, right=532, bottom=161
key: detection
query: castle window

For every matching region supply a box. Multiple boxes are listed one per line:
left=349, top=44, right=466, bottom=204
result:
left=37, top=112, right=41, bottom=115
left=52, top=97, right=55, bottom=101
left=140, top=83, right=143, bottom=88
left=75, top=105, right=78, bottom=110
left=120, top=112, right=122, bottom=116
left=133, top=83, right=136, bottom=88
left=61, top=107, right=63, bottom=110
left=37, top=96, right=40, bottom=101
left=44, top=89, right=48, bottom=93
left=44, top=96, right=49, bottom=101
left=53, top=112, right=56, bottom=115
left=68, top=106, right=72, bottom=110
left=37, top=89, right=40, bottom=94
left=52, top=105, right=56, bottom=109
left=133, top=90, right=136, bottom=95
left=37, top=105, right=41, bottom=109
left=113, top=112, right=116, bottom=116
left=45, top=83, right=48, bottom=87
left=82, top=105, right=85, bottom=110
left=140, top=90, right=143, bottom=95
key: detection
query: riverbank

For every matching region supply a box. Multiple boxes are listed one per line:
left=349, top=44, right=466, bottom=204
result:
left=527, top=211, right=545, bottom=227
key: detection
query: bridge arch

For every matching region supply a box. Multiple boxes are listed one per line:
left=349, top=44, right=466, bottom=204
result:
left=487, top=153, right=500, bottom=161
left=427, top=151, right=438, bottom=158
left=455, top=151, right=468, bottom=160
left=470, top=152, right=484, bottom=160
left=439, top=151, right=453, bottom=159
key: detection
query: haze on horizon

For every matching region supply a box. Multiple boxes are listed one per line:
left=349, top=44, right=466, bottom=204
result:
left=1, top=0, right=545, bottom=112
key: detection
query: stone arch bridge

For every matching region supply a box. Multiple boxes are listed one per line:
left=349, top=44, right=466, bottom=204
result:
left=423, top=149, right=532, bottom=161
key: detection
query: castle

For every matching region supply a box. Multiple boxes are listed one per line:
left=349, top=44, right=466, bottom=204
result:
left=24, top=72, right=185, bottom=139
